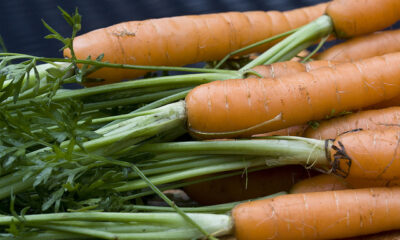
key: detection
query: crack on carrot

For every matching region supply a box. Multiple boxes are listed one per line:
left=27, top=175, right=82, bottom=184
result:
left=377, top=130, right=400, bottom=178
left=337, top=128, right=363, bottom=136
left=331, top=141, right=352, bottom=178
left=188, top=113, right=282, bottom=138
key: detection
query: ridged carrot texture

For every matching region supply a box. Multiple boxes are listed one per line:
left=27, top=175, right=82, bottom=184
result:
left=257, top=106, right=400, bottom=141
left=248, top=59, right=337, bottom=79
left=317, top=29, right=400, bottom=61
left=64, top=3, right=328, bottom=83
left=291, top=173, right=400, bottom=195
left=325, top=0, right=400, bottom=38
left=232, top=187, right=400, bottom=240
left=328, top=128, right=400, bottom=180
left=186, top=52, right=400, bottom=138
left=304, top=106, right=400, bottom=139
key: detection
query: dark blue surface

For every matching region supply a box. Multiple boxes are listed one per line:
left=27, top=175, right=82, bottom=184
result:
left=1, top=0, right=330, bottom=57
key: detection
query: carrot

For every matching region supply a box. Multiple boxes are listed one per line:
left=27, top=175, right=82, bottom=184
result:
left=253, top=124, right=309, bottom=137
left=304, top=106, right=400, bottom=139
left=290, top=173, right=400, bottom=195
left=241, top=0, right=400, bottom=71
left=186, top=52, right=400, bottom=138
left=290, top=173, right=350, bottom=193
left=317, top=29, right=400, bottom=61
left=232, top=187, right=400, bottom=240
left=248, top=59, right=336, bottom=79
left=346, top=229, right=400, bottom=240
left=64, top=2, right=328, bottom=83
left=325, top=0, right=400, bottom=38
left=367, top=95, right=400, bottom=110
left=184, top=165, right=312, bottom=205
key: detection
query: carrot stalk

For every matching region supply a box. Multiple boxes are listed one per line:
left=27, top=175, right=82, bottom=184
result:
left=4, top=187, right=400, bottom=240
left=116, top=128, right=400, bottom=193
left=242, top=0, right=400, bottom=71
left=214, top=28, right=299, bottom=69
left=128, top=191, right=285, bottom=213
left=0, top=212, right=233, bottom=240
left=241, top=15, right=333, bottom=70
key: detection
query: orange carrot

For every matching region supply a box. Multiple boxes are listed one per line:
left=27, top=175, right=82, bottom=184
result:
left=240, top=0, right=400, bottom=71
left=317, top=29, right=400, bottom=61
left=253, top=124, right=309, bottom=137
left=186, top=52, right=400, bottom=138
left=325, top=0, right=400, bottom=38
left=184, top=165, right=312, bottom=205
left=291, top=173, right=400, bottom=194
left=327, top=128, right=400, bottom=180
left=367, top=95, right=400, bottom=110
left=256, top=106, right=400, bottom=141
left=232, top=187, right=400, bottom=239
left=64, top=3, right=328, bottom=83
left=290, top=173, right=350, bottom=193
left=248, top=59, right=336, bottom=79
left=346, top=230, right=400, bottom=240
left=304, top=106, right=400, bottom=139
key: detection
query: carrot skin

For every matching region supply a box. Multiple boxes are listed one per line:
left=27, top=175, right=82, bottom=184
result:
left=346, top=229, right=400, bottom=240
left=304, top=107, right=400, bottom=140
left=186, top=52, right=400, bottom=138
left=317, top=29, right=400, bottom=61
left=64, top=3, right=328, bottom=83
left=290, top=174, right=350, bottom=194
left=330, top=128, right=400, bottom=180
left=249, top=60, right=337, bottom=79
left=326, top=0, right=400, bottom=38
left=233, top=187, right=400, bottom=240
left=291, top=173, right=400, bottom=195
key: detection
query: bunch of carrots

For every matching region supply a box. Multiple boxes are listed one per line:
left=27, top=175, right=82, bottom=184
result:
left=4, top=0, right=400, bottom=239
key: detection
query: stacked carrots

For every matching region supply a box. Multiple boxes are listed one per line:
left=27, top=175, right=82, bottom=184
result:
left=11, top=0, right=400, bottom=239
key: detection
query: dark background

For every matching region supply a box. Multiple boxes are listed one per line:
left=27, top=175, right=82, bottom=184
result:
left=1, top=0, right=331, bottom=57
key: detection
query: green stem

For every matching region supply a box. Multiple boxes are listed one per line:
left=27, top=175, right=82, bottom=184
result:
left=0, top=53, right=237, bottom=75
left=129, top=191, right=286, bottom=213
left=28, top=224, right=118, bottom=240
left=214, top=28, right=299, bottom=69
left=83, top=87, right=190, bottom=111
left=128, top=164, right=218, bottom=240
left=0, top=177, right=34, bottom=199
left=122, top=165, right=270, bottom=200
left=117, top=138, right=331, bottom=192
left=28, top=101, right=187, bottom=156
left=5, top=72, right=240, bottom=110
left=136, top=138, right=326, bottom=159
left=241, top=15, right=333, bottom=70
left=301, top=35, right=329, bottom=63
left=116, top=156, right=269, bottom=192
left=128, top=157, right=246, bottom=179
left=133, top=89, right=190, bottom=112
left=0, top=212, right=233, bottom=240
left=50, top=221, right=170, bottom=233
